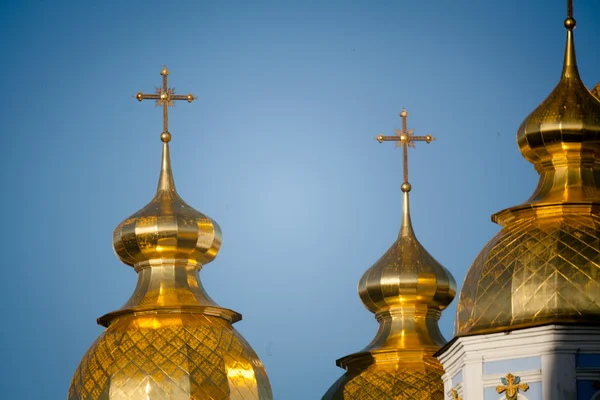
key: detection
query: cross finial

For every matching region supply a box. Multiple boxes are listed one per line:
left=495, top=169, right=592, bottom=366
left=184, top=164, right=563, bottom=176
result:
left=135, top=65, right=197, bottom=143
left=375, top=108, right=435, bottom=192
left=496, top=373, right=529, bottom=399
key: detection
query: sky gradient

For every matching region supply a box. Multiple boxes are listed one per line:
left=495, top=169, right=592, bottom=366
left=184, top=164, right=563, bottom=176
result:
left=2, top=1, right=600, bottom=399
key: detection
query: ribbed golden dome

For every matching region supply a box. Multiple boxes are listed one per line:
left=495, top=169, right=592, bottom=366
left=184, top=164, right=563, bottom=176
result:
left=69, top=67, right=272, bottom=400
left=359, top=190, right=455, bottom=317
left=455, top=7, right=600, bottom=337
left=113, top=142, right=222, bottom=268
left=323, top=109, right=456, bottom=399
left=357, top=190, right=456, bottom=354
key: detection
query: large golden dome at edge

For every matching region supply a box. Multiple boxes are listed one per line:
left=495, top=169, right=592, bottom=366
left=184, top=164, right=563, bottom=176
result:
left=455, top=14, right=600, bottom=337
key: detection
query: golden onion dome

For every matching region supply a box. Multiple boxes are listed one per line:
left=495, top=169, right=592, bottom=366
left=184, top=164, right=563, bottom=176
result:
left=69, top=67, right=272, bottom=400
left=357, top=189, right=456, bottom=353
left=359, top=188, right=455, bottom=314
left=455, top=5, right=600, bottom=337
left=516, top=16, right=600, bottom=206
left=112, top=139, right=222, bottom=268
left=324, top=109, right=456, bottom=399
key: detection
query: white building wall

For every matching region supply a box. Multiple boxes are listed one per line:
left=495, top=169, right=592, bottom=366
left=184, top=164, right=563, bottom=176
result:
left=436, top=325, right=600, bottom=400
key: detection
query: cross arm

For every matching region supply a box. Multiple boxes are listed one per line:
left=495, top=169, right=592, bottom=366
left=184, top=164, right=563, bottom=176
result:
left=411, top=134, right=435, bottom=143
left=376, top=135, right=401, bottom=143
left=136, top=93, right=161, bottom=101
left=170, top=94, right=197, bottom=103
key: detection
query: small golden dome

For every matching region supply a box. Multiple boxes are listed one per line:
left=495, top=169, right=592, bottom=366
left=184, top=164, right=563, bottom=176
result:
left=113, top=141, right=222, bottom=269
left=324, top=108, right=456, bottom=398
left=455, top=6, right=600, bottom=337
left=358, top=191, right=455, bottom=323
left=325, top=191, right=454, bottom=398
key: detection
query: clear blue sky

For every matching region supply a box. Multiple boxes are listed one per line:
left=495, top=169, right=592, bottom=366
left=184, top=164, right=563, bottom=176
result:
left=1, top=1, right=599, bottom=399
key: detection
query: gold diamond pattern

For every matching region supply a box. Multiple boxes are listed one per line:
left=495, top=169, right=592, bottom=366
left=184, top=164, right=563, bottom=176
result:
left=456, top=213, right=600, bottom=336
left=322, top=358, right=444, bottom=400
left=68, top=313, right=272, bottom=400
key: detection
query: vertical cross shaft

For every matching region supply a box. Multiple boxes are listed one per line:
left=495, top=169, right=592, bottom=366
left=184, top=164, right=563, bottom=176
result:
left=135, top=65, right=197, bottom=142
left=375, top=108, right=435, bottom=190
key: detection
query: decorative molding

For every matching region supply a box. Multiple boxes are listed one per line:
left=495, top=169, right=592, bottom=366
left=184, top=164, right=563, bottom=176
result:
left=576, top=367, right=600, bottom=380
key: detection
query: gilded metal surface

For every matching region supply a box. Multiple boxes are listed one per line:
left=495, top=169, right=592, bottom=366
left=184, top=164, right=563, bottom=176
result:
left=323, top=358, right=444, bottom=400
left=451, top=388, right=461, bottom=400
left=69, top=314, right=271, bottom=400
left=592, top=82, right=600, bottom=101
left=496, top=374, right=529, bottom=400
left=69, top=67, right=272, bottom=399
left=455, top=3, right=600, bottom=337
left=323, top=110, right=455, bottom=399
left=457, top=209, right=600, bottom=335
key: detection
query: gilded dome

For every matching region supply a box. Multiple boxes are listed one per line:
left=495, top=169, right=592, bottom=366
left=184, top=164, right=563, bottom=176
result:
left=69, top=67, right=272, bottom=399
left=323, top=109, right=455, bottom=399
left=455, top=11, right=600, bottom=337
left=358, top=192, right=455, bottom=318
left=516, top=28, right=600, bottom=170
left=69, top=314, right=271, bottom=400
left=457, top=209, right=600, bottom=336
left=592, top=83, right=600, bottom=100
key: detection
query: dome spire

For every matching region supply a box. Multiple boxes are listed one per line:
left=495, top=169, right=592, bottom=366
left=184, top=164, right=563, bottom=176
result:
left=562, top=0, right=578, bottom=78
left=324, top=109, right=455, bottom=399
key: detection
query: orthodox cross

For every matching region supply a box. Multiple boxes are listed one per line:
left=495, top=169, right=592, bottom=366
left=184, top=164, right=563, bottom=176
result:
left=135, top=65, right=196, bottom=142
left=451, top=388, right=462, bottom=400
left=375, top=108, right=434, bottom=190
left=496, top=373, right=529, bottom=400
